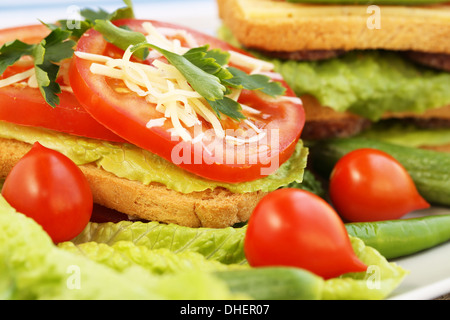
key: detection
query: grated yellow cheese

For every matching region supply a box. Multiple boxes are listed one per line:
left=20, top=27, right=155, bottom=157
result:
left=75, top=22, right=281, bottom=144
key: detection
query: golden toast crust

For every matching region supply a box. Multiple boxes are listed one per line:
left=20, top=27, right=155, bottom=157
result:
left=217, top=0, right=450, bottom=53
left=0, top=138, right=266, bottom=228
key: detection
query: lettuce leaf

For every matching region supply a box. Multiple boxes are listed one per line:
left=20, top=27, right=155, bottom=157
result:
left=0, top=192, right=407, bottom=300
left=72, top=219, right=408, bottom=300
left=323, top=237, right=409, bottom=300
left=71, top=220, right=248, bottom=265
left=58, top=241, right=247, bottom=274
left=272, top=51, right=450, bottom=121
left=0, top=195, right=245, bottom=300
left=0, top=121, right=307, bottom=194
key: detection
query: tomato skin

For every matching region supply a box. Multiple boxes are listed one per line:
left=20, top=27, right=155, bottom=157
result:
left=0, top=85, right=126, bottom=142
left=1, top=142, right=93, bottom=243
left=244, top=188, right=367, bottom=279
left=329, top=148, right=430, bottom=222
left=69, top=19, right=305, bottom=183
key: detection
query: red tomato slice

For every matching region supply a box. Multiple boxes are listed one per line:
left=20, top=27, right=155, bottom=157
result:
left=0, top=24, right=126, bottom=143
left=69, top=19, right=305, bottom=183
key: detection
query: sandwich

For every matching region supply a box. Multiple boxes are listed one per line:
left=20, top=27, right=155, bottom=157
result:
left=0, top=5, right=309, bottom=229
left=216, top=0, right=450, bottom=148
left=0, top=1, right=421, bottom=301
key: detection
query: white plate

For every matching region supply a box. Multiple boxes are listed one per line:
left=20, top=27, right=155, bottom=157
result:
left=1, top=0, right=449, bottom=300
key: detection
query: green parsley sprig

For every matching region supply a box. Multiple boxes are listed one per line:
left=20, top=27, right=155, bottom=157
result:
left=0, top=0, right=135, bottom=107
left=92, top=21, right=286, bottom=121
left=0, top=29, right=76, bottom=107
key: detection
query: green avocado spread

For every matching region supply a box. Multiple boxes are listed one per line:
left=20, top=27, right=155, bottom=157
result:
left=0, top=121, right=308, bottom=194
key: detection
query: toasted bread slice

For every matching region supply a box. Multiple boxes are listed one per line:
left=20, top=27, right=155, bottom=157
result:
left=0, top=138, right=266, bottom=228
left=217, top=0, right=450, bottom=53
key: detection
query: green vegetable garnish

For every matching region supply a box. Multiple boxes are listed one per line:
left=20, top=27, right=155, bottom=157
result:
left=0, top=29, right=76, bottom=108
left=46, top=0, right=135, bottom=39
left=92, top=20, right=285, bottom=121
left=33, top=29, right=76, bottom=107
left=0, top=0, right=135, bottom=108
left=0, top=40, right=35, bottom=75
left=80, top=0, right=134, bottom=22
left=93, top=19, right=149, bottom=60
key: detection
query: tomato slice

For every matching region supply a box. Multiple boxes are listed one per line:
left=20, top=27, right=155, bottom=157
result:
left=0, top=24, right=126, bottom=143
left=69, top=19, right=305, bottom=182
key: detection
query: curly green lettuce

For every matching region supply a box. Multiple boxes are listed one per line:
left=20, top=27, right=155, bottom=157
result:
left=0, top=195, right=245, bottom=300
left=0, top=121, right=308, bottom=194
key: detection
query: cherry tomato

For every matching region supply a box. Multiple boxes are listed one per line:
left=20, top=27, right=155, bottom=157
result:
left=69, top=19, right=305, bottom=183
left=0, top=24, right=125, bottom=143
left=1, top=142, right=93, bottom=243
left=244, top=188, right=367, bottom=279
left=329, top=148, right=430, bottom=222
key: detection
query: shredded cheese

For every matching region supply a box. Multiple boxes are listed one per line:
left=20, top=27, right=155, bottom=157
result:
left=146, top=117, right=166, bottom=128
left=74, top=22, right=288, bottom=146
left=0, top=20, right=291, bottom=150
left=0, top=68, right=35, bottom=88
left=77, top=39, right=228, bottom=142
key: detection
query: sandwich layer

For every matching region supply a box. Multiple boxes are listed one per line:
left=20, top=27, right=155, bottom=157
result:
left=0, top=122, right=307, bottom=228
left=0, top=137, right=266, bottom=228
left=301, top=94, right=450, bottom=140
left=217, top=0, right=450, bottom=53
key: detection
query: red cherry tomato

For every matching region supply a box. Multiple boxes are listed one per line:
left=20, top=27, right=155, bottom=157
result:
left=244, top=188, right=367, bottom=279
left=1, top=142, right=93, bottom=243
left=329, top=148, right=430, bottom=222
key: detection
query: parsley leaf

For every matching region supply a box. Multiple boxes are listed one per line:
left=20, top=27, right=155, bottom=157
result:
left=44, top=19, right=93, bottom=39
left=0, top=29, right=75, bottom=108
left=183, top=45, right=232, bottom=80
left=92, top=15, right=285, bottom=121
left=33, top=29, right=76, bottom=107
left=81, top=0, right=134, bottom=22
left=0, top=0, right=134, bottom=108
left=223, top=67, right=286, bottom=97
left=207, top=97, right=246, bottom=121
left=133, top=42, right=227, bottom=101
left=93, top=20, right=148, bottom=60
left=0, top=40, right=35, bottom=74
left=43, top=0, right=135, bottom=40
